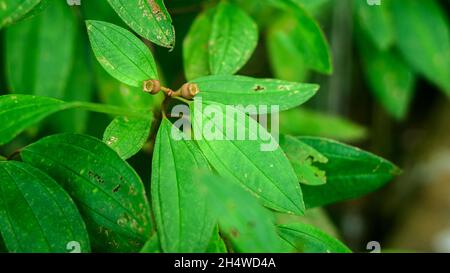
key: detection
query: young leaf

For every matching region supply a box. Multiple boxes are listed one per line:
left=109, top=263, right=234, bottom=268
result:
left=279, top=108, right=367, bottom=142
left=209, top=2, right=258, bottom=75
left=354, top=0, right=395, bottom=50
left=198, top=174, right=287, bottom=253
left=298, top=137, right=401, bottom=208
left=193, top=75, right=319, bottom=114
left=183, top=8, right=214, bottom=81
left=270, top=0, right=332, bottom=74
left=103, top=116, right=153, bottom=160
left=0, top=161, right=90, bottom=253
left=391, top=0, right=450, bottom=94
left=21, top=134, right=153, bottom=252
left=0, top=0, right=41, bottom=28
left=280, top=135, right=328, bottom=186
left=106, top=0, right=175, bottom=48
left=359, top=36, right=415, bottom=120
left=278, top=223, right=351, bottom=253
left=5, top=0, right=76, bottom=97
left=151, top=119, right=216, bottom=253
left=191, top=100, right=305, bottom=215
left=0, top=95, right=71, bottom=145
left=86, top=20, right=158, bottom=87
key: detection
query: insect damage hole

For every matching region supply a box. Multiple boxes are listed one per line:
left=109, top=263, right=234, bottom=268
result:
left=253, top=85, right=265, bottom=92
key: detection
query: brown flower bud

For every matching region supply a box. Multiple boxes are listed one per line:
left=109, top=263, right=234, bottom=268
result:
left=143, top=79, right=161, bottom=94
left=180, top=83, right=200, bottom=99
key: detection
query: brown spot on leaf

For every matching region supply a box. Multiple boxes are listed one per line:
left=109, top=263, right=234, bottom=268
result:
left=88, top=171, right=105, bottom=184
left=230, top=228, right=240, bottom=238
left=253, top=85, right=265, bottom=92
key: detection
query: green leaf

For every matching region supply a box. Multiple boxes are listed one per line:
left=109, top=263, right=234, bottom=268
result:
left=140, top=233, right=161, bottom=253
left=191, top=100, right=305, bottom=215
left=103, top=116, right=153, bottom=160
left=206, top=226, right=227, bottom=253
left=0, top=0, right=41, bottom=28
left=391, top=0, right=450, bottom=94
left=193, top=75, right=318, bottom=114
left=198, top=174, right=287, bottom=253
left=280, top=135, right=328, bottom=186
left=0, top=161, right=90, bottom=253
left=183, top=8, right=214, bottom=81
left=106, top=0, right=175, bottom=48
left=86, top=20, right=158, bottom=87
left=279, top=108, right=367, bottom=142
left=21, top=134, right=153, bottom=252
left=359, top=36, right=415, bottom=120
left=278, top=223, right=351, bottom=253
left=0, top=95, right=71, bottom=145
left=270, top=0, right=332, bottom=74
left=266, top=14, right=309, bottom=82
left=209, top=2, right=258, bottom=75
left=5, top=0, right=76, bottom=97
left=354, top=0, right=395, bottom=50
left=151, top=119, right=216, bottom=252
left=0, top=94, right=150, bottom=146
left=298, top=137, right=401, bottom=208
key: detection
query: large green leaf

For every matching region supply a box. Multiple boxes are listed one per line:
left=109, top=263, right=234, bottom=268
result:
left=391, top=0, right=450, bottom=94
left=151, top=119, right=215, bottom=253
left=5, top=0, right=76, bottom=97
left=279, top=108, right=367, bottom=142
left=269, top=0, right=332, bottom=74
left=191, top=100, right=305, bottom=215
left=103, top=116, right=153, bottom=160
left=0, top=161, right=90, bottom=253
left=198, top=174, right=287, bottom=253
left=21, top=134, right=153, bottom=252
left=266, top=14, right=309, bottom=82
left=183, top=8, right=214, bottom=81
left=86, top=20, right=158, bottom=87
left=0, top=94, right=150, bottom=146
left=359, top=36, right=415, bottom=120
left=209, top=2, right=258, bottom=75
left=298, top=137, right=400, bottom=208
left=106, top=0, right=175, bottom=48
left=354, top=0, right=394, bottom=50
left=0, top=95, right=71, bottom=145
left=280, top=135, right=328, bottom=186
left=278, top=223, right=351, bottom=253
left=193, top=75, right=318, bottom=114
left=0, top=0, right=41, bottom=28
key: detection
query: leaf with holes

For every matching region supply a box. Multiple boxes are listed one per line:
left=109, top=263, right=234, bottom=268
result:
left=209, top=2, right=258, bottom=75
left=280, top=135, right=328, bottom=186
left=21, top=134, right=153, bottom=252
left=191, top=100, right=305, bottom=215
left=151, top=119, right=216, bottom=252
left=298, top=137, right=401, bottom=208
left=86, top=20, right=158, bottom=87
left=193, top=75, right=318, bottom=114
left=107, top=0, right=175, bottom=48
left=0, top=161, right=90, bottom=253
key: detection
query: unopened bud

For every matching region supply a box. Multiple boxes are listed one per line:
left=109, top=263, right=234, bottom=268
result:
left=143, top=79, right=161, bottom=94
left=180, top=83, right=200, bottom=99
